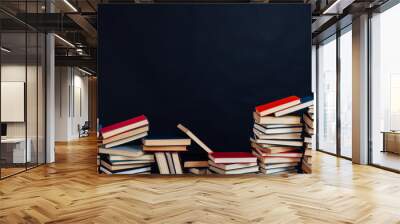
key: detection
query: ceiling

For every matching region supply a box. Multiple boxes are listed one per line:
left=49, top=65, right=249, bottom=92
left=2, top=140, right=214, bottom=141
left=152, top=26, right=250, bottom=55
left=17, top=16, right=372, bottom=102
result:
left=0, top=0, right=391, bottom=73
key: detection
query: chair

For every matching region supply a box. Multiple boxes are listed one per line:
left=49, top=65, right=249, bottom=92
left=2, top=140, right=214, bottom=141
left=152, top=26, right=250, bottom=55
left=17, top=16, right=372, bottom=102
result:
left=79, top=121, right=90, bottom=138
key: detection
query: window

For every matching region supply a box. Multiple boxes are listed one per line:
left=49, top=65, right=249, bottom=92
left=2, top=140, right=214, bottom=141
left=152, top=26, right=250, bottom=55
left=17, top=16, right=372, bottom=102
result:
left=370, top=3, right=400, bottom=171
left=0, top=2, right=47, bottom=179
left=339, top=28, right=352, bottom=158
left=317, top=36, right=337, bottom=154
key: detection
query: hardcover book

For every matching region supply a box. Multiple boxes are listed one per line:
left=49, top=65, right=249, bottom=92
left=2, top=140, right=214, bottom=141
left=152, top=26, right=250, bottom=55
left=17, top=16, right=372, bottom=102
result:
left=143, top=137, right=191, bottom=146
left=100, top=165, right=151, bottom=175
left=254, top=123, right=303, bottom=134
left=155, top=152, right=170, bottom=174
left=259, top=167, right=296, bottom=175
left=104, top=132, right=148, bottom=148
left=274, top=96, right=314, bottom=117
left=255, top=124, right=303, bottom=129
left=253, top=113, right=301, bottom=125
left=177, top=124, right=213, bottom=153
left=255, top=96, right=300, bottom=116
left=107, top=154, right=155, bottom=162
left=251, top=138, right=304, bottom=147
left=303, top=113, right=314, bottom=129
left=143, top=145, right=187, bottom=152
left=99, top=144, right=145, bottom=157
left=251, top=142, right=300, bottom=154
left=184, top=161, right=209, bottom=168
left=208, top=160, right=257, bottom=170
left=255, top=155, right=301, bottom=164
left=100, top=160, right=151, bottom=171
left=253, top=129, right=302, bottom=140
left=171, top=152, right=183, bottom=174
left=165, top=152, right=175, bottom=174
left=208, top=152, right=257, bottom=164
left=101, top=115, right=148, bottom=139
left=252, top=148, right=303, bottom=158
left=209, top=165, right=259, bottom=174
left=102, top=126, right=149, bottom=144
left=302, top=160, right=312, bottom=173
left=259, top=162, right=299, bottom=170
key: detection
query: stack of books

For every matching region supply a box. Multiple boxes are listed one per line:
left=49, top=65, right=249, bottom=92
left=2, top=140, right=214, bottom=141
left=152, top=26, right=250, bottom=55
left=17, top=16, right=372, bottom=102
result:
left=302, top=105, right=314, bottom=173
left=143, top=137, right=191, bottom=174
left=101, top=115, right=149, bottom=148
left=251, top=96, right=314, bottom=175
left=98, top=115, right=154, bottom=174
left=207, top=152, right=258, bottom=174
left=99, top=145, right=155, bottom=174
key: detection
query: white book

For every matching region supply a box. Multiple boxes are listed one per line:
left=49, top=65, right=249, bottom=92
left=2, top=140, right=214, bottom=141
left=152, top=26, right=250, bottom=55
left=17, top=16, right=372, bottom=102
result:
left=254, top=124, right=303, bottom=134
left=259, top=162, right=299, bottom=170
left=165, top=152, right=175, bottom=174
left=274, top=100, right=314, bottom=117
left=171, top=152, right=183, bottom=174
left=251, top=138, right=303, bottom=147
left=155, top=152, right=170, bottom=174
left=253, top=113, right=301, bottom=125
left=99, top=166, right=151, bottom=174
left=108, top=154, right=154, bottom=161
left=256, top=124, right=302, bottom=128
left=208, top=160, right=257, bottom=170
left=253, top=129, right=302, bottom=140
left=259, top=167, right=296, bottom=175
left=99, top=144, right=144, bottom=157
left=209, top=165, right=259, bottom=174
left=304, top=137, right=312, bottom=144
left=102, top=119, right=149, bottom=139
left=104, top=132, right=148, bottom=148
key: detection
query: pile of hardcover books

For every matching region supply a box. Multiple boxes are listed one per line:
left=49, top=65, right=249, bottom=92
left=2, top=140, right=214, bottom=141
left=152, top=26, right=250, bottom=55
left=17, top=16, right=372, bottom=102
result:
left=251, top=96, right=314, bottom=174
left=98, top=115, right=155, bottom=174
left=143, top=137, right=191, bottom=174
left=302, top=105, right=314, bottom=173
left=207, top=152, right=258, bottom=174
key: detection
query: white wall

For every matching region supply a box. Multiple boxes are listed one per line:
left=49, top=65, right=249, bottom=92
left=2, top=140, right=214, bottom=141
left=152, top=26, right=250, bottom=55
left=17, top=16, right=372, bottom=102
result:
left=55, top=66, right=89, bottom=141
left=1, top=64, right=41, bottom=137
left=1, top=63, right=46, bottom=163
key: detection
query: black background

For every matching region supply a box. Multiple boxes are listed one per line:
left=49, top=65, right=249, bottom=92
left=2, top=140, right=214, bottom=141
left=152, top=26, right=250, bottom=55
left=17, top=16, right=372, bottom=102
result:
left=98, top=4, right=311, bottom=152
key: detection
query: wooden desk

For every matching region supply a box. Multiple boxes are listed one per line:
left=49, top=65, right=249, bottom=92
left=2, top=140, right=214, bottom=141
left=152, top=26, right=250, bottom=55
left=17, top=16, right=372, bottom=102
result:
left=382, top=131, right=400, bottom=154
left=1, top=138, right=32, bottom=163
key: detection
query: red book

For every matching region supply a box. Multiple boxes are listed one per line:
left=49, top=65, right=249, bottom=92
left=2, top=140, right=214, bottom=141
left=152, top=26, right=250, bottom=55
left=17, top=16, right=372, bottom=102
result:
left=101, top=115, right=149, bottom=139
left=255, top=96, right=300, bottom=116
left=209, top=152, right=257, bottom=164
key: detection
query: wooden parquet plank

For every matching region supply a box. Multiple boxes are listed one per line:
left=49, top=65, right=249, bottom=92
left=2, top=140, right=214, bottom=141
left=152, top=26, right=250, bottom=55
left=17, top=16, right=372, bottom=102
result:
left=1, top=136, right=400, bottom=223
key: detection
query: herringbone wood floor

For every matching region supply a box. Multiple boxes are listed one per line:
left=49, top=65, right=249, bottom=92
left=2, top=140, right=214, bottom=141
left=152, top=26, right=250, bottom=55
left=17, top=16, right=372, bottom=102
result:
left=1, top=136, right=400, bottom=224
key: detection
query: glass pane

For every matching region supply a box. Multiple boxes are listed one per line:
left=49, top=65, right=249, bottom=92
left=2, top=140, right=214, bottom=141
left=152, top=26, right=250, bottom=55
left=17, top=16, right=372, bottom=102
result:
left=339, top=29, right=352, bottom=158
left=38, top=33, right=46, bottom=165
left=27, top=31, right=38, bottom=169
left=371, top=5, right=400, bottom=171
left=1, top=31, right=27, bottom=177
left=317, top=36, right=337, bottom=154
